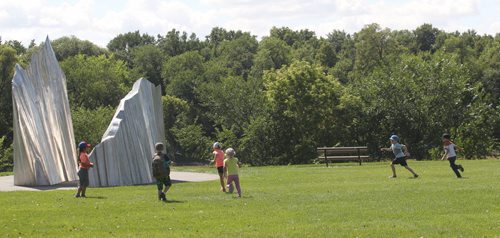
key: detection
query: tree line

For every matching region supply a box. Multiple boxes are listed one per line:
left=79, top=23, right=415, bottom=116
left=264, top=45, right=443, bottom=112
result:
left=0, top=23, right=499, bottom=170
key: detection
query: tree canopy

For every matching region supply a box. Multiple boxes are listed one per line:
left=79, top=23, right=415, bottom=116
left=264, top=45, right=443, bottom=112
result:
left=0, top=24, right=498, bottom=170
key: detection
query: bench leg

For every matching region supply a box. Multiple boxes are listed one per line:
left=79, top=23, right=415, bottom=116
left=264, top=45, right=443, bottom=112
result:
left=357, top=149, right=361, bottom=165
left=324, top=150, right=328, bottom=167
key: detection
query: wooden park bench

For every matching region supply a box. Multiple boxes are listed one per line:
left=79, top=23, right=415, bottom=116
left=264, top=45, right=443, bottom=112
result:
left=317, top=146, right=370, bottom=167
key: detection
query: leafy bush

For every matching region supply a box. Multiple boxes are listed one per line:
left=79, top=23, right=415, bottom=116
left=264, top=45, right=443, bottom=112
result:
left=171, top=124, right=211, bottom=163
left=71, top=106, right=115, bottom=146
left=0, top=136, right=13, bottom=172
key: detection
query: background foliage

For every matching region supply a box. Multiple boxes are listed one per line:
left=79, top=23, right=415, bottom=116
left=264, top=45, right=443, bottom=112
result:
left=0, top=24, right=498, bottom=170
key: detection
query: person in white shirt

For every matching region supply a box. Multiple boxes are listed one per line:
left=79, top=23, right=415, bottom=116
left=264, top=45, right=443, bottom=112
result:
left=440, top=133, right=464, bottom=178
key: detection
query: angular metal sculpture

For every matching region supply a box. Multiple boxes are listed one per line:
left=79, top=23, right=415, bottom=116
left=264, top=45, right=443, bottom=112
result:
left=88, top=78, right=165, bottom=187
left=12, top=37, right=78, bottom=186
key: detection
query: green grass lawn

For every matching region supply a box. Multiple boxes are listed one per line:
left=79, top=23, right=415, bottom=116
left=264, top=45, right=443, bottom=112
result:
left=0, top=160, right=499, bottom=237
left=0, top=171, right=13, bottom=176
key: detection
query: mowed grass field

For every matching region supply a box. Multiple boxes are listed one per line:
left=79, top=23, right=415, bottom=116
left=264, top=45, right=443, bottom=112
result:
left=0, top=160, right=499, bottom=237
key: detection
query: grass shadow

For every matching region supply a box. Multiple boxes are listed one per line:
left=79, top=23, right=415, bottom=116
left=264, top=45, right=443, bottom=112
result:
left=83, top=196, right=107, bottom=199
left=164, top=199, right=185, bottom=204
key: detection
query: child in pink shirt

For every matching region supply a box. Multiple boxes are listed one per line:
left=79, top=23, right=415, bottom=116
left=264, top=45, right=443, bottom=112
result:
left=75, top=141, right=93, bottom=198
left=212, top=142, right=226, bottom=192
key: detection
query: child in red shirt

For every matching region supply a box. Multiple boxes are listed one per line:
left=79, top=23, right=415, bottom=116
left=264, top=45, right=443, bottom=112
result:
left=212, top=142, right=226, bottom=192
left=75, top=141, right=93, bottom=198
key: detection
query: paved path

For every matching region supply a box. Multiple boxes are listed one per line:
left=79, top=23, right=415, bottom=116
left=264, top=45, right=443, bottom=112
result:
left=0, top=171, right=218, bottom=192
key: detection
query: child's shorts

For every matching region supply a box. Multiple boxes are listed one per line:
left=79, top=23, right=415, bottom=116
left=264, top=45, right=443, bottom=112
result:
left=77, top=168, right=89, bottom=187
left=216, top=166, right=224, bottom=174
left=156, top=176, right=172, bottom=190
left=391, top=157, right=408, bottom=166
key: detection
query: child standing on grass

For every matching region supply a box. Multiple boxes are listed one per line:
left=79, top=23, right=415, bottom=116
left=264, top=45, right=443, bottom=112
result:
left=224, top=148, right=241, bottom=198
left=152, top=142, right=172, bottom=201
left=75, top=141, right=93, bottom=198
left=212, top=142, right=226, bottom=192
left=381, top=135, right=419, bottom=178
left=441, top=133, right=464, bottom=178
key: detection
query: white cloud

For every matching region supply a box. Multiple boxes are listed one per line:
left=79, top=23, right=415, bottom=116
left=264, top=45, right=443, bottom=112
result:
left=0, top=0, right=496, bottom=48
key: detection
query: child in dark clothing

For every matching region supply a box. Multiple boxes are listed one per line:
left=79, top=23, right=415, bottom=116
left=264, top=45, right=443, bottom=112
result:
left=441, top=133, right=464, bottom=178
left=152, top=142, right=172, bottom=201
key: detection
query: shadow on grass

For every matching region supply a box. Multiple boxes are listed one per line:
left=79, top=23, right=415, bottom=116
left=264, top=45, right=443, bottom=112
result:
left=164, top=199, right=185, bottom=204
left=83, top=196, right=107, bottom=199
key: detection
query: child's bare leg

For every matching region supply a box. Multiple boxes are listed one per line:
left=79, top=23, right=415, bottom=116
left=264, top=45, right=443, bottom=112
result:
left=404, top=166, right=418, bottom=176
left=219, top=173, right=226, bottom=191
left=163, top=185, right=170, bottom=194
left=76, top=187, right=82, bottom=196
left=81, top=187, right=87, bottom=196
left=390, top=164, right=397, bottom=177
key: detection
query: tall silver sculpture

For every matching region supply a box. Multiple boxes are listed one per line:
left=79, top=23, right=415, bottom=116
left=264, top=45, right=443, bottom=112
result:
left=12, top=37, right=78, bottom=186
left=88, top=78, right=165, bottom=187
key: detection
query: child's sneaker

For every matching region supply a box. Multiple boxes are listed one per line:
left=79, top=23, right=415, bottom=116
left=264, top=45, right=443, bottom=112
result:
left=414, top=174, right=419, bottom=178
left=388, top=176, right=397, bottom=178
left=459, top=165, right=464, bottom=172
left=74, top=194, right=81, bottom=198
left=160, top=192, right=166, bottom=201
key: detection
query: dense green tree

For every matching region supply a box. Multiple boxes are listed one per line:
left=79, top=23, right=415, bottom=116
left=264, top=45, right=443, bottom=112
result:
left=197, top=76, right=264, bottom=135
left=264, top=61, right=346, bottom=164
left=71, top=106, right=115, bottom=146
left=52, top=36, right=108, bottom=61
left=162, top=51, right=204, bottom=102
left=326, top=30, right=350, bottom=54
left=391, top=29, right=417, bottom=53
left=61, top=54, right=133, bottom=109
left=270, top=27, right=316, bottom=46
left=0, top=45, right=17, bottom=137
left=107, top=30, right=155, bottom=52
left=316, top=40, right=337, bottom=68
left=107, top=31, right=156, bottom=67
left=216, top=34, right=258, bottom=78
left=252, top=37, right=291, bottom=77
left=353, top=52, right=480, bottom=159
left=414, top=23, right=439, bottom=52
left=162, top=95, right=190, bottom=161
left=353, top=23, right=397, bottom=76
left=206, top=27, right=247, bottom=46
left=4, top=40, right=26, bottom=55
left=131, top=45, right=165, bottom=88
left=157, top=29, right=203, bottom=57
left=2, top=24, right=500, bottom=172
left=0, top=41, right=17, bottom=171
left=171, top=124, right=211, bottom=162
left=0, top=135, right=13, bottom=172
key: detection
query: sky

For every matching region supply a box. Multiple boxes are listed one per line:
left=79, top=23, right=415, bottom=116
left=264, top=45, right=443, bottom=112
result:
left=1, top=0, right=499, bottom=47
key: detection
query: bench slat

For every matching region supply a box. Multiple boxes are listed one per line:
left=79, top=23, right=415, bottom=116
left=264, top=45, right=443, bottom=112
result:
left=316, top=146, right=370, bottom=166
left=318, top=150, right=368, bottom=155
left=320, top=156, right=371, bottom=160
left=317, top=146, right=367, bottom=150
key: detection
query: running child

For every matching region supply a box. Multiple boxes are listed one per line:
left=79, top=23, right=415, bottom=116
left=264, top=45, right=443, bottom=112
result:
left=224, top=148, right=241, bottom=198
left=152, top=142, right=172, bottom=201
left=441, top=133, right=464, bottom=178
left=380, top=135, right=419, bottom=178
left=212, top=142, right=226, bottom=192
left=75, top=141, right=93, bottom=198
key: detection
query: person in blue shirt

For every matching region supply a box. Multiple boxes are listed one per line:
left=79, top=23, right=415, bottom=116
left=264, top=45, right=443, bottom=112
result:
left=381, top=135, right=419, bottom=178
